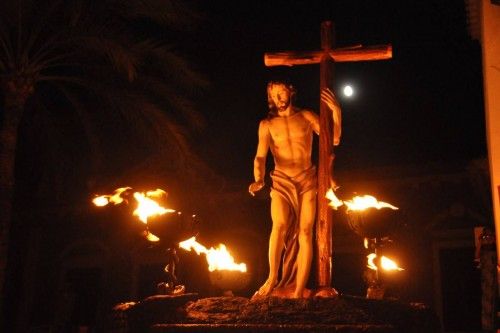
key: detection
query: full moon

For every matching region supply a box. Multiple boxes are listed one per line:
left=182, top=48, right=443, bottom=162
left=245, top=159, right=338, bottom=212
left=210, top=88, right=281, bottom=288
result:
left=343, top=85, right=354, bottom=97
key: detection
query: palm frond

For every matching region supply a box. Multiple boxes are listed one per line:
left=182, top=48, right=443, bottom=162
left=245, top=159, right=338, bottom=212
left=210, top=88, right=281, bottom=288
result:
left=30, top=52, right=78, bottom=74
left=96, top=89, right=197, bottom=168
left=151, top=48, right=209, bottom=89
left=0, top=22, right=14, bottom=70
left=144, top=102, right=209, bottom=178
left=37, top=75, right=94, bottom=89
left=133, top=76, right=205, bottom=130
left=78, top=36, right=139, bottom=82
left=18, top=0, right=68, bottom=66
left=113, top=0, right=204, bottom=32
left=27, top=31, right=71, bottom=71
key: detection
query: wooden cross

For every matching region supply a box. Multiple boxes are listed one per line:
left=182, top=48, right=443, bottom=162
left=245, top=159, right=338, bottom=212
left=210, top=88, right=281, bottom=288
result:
left=264, top=21, right=392, bottom=289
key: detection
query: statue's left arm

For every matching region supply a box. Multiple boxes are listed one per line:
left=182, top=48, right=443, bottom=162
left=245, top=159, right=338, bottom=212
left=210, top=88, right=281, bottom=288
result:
left=321, top=88, right=342, bottom=146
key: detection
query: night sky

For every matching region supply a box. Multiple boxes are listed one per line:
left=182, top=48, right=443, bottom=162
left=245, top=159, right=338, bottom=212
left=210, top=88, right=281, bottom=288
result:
left=183, top=0, right=485, bottom=181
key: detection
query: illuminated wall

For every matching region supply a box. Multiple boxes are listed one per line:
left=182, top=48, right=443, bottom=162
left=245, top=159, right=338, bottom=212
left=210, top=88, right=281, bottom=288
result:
left=481, top=0, right=500, bottom=265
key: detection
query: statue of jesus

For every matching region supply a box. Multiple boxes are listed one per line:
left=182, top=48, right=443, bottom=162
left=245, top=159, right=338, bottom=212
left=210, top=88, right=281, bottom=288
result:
left=249, top=80, right=341, bottom=298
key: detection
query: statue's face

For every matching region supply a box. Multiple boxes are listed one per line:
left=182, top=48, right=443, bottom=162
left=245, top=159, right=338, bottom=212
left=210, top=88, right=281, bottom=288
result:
left=269, top=84, right=291, bottom=113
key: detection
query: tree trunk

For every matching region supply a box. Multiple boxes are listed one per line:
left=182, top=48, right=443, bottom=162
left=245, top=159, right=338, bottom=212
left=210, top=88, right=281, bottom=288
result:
left=0, top=75, right=32, bottom=323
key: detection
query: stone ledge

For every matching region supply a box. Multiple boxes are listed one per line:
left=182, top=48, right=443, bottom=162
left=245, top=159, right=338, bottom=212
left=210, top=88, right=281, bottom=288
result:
left=151, top=323, right=395, bottom=333
left=110, top=294, right=440, bottom=333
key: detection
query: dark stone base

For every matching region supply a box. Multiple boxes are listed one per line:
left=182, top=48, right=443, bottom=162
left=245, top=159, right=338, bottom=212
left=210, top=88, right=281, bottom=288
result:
left=110, top=294, right=440, bottom=333
left=152, top=323, right=394, bottom=333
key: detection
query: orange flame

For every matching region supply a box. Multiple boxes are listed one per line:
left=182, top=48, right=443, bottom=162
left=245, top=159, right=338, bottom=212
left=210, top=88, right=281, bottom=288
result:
left=344, top=195, right=398, bottom=211
left=367, top=253, right=404, bottom=271
left=326, top=188, right=399, bottom=212
left=179, top=236, right=247, bottom=272
left=92, top=187, right=131, bottom=206
left=143, top=230, right=160, bottom=242
left=92, top=187, right=175, bottom=242
left=92, top=187, right=175, bottom=224
left=132, top=190, right=175, bottom=224
left=326, top=188, right=344, bottom=210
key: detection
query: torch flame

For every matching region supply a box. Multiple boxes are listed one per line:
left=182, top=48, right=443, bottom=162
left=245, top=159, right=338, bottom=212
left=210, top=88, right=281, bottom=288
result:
left=142, top=230, right=160, bottom=242
left=92, top=187, right=175, bottom=242
left=326, top=188, right=344, bottom=210
left=92, top=187, right=131, bottom=206
left=344, top=195, right=398, bottom=211
left=179, top=236, right=247, bottom=272
left=92, top=196, right=110, bottom=207
left=179, top=236, right=207, bottom=255
left=326, top=189, right=398, bottom=212
left=132, top=190, right=175, bottom=224
left=367, top=253, right=404, bottom=271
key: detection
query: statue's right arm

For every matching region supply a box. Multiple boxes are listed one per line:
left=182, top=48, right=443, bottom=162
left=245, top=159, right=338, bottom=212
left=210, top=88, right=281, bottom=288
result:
left=249, top=120, right=270, bottom=196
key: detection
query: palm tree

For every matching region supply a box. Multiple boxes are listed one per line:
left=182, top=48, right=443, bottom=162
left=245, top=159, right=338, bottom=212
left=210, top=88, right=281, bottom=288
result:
left=0, top=0, right=209, bottom=313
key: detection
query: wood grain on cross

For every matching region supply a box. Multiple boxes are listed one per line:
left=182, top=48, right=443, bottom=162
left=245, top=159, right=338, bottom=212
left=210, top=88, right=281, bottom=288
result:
left=264, top=21, right=392, bottom=288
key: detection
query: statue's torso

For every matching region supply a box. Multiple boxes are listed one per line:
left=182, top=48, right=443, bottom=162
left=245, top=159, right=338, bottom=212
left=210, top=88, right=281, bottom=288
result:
left=268, top=110, right=314, bottom=178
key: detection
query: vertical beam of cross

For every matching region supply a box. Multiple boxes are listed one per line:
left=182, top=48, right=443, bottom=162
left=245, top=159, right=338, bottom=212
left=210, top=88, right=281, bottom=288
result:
left=316, top=21, right=334, bottom=288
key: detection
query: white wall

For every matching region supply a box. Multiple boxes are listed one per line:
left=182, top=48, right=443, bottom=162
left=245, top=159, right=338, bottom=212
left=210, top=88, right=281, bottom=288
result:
left=481, top=0, right=500, bottom=270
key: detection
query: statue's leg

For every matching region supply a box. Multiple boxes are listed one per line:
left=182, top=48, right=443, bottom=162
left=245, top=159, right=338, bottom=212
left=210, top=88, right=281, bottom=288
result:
left=293, top=189, right=316, bottom=298
left=256, top=192, right=290, bottom=296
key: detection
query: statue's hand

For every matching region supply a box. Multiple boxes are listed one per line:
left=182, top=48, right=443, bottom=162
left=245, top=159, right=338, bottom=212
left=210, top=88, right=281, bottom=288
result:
left=321, top=88, right=340, bottom=111
left=248, top=181, right=264, bottom=196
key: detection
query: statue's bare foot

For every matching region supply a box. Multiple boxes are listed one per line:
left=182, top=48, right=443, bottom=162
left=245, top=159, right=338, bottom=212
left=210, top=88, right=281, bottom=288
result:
left=291, top=291, right=302, bottom=299
left=255, top=279, right=276, bottom=296
left=291, top=287, right=313, bottom=299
